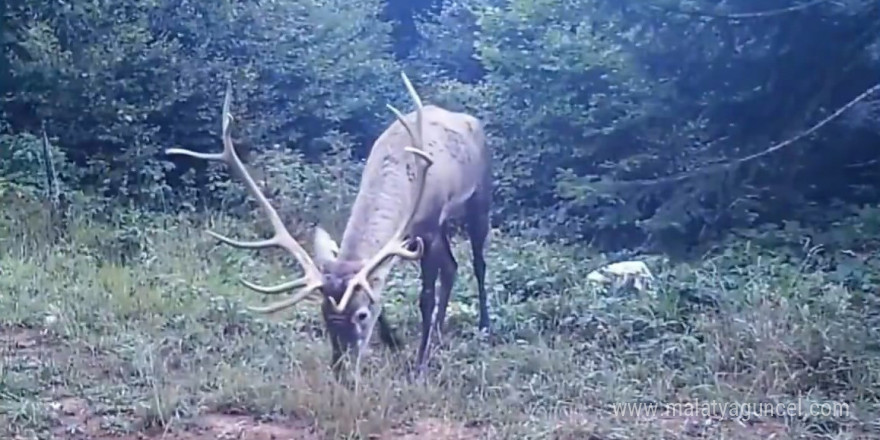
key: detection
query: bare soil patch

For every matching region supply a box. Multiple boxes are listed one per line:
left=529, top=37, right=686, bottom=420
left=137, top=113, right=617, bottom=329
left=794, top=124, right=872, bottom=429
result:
left=49, top=406, right=487, bottom=440
left=49, top=399, right=318, bottom=440
left=381, top=418, right=484, bottom=440
left=652, top=415, right=790, bottom=439
left=0, top=325, right=52, bottom=353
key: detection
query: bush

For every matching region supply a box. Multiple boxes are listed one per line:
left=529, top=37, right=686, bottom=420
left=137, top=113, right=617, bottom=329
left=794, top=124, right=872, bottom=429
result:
left=412, top=0, right=880, bottom=252
left=5, top=0, right=404, bottom=205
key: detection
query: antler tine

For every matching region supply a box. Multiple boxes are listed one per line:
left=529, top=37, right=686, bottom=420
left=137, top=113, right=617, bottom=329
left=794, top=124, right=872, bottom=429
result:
left=329, top=72, right=434, bottom=312
left=245, top=286, right=323, bottom=313
left=166, top=81, right=324, bottom=311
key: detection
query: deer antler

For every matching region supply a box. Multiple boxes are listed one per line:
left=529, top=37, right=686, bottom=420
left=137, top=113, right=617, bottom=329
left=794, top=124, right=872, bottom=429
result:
left=329, top=72, right=435, bottom=312
left=166, top=81, right=325, bottom=313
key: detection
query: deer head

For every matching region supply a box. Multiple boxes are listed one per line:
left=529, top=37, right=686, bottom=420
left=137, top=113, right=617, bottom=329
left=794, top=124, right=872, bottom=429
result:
left=166, top=72, right=436, bottom=374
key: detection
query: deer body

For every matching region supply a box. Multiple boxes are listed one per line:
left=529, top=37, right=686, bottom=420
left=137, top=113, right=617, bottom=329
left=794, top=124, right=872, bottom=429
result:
left=316, top=103, right=491, bottom=376
left=341, top=105, right=486, bottom=253
left=168, top=73, right=491, bottom=380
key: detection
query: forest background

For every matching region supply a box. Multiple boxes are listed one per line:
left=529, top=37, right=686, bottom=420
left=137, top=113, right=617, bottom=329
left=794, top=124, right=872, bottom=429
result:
left=4, top=0, right=879, bottom=256
left=2, top=0, right=880, bottom=438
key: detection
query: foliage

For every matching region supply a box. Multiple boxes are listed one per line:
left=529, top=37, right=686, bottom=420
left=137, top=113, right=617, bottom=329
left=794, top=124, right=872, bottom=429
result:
left=3, top=1, right=880, bottom=437
left=0, top=119, right=77, bottom=229
left=4, top=0, right=402, bottom=205
left=2, top=2, right=880, bottom=438
left=1, top=198, right=877, bottom=438
left=411, top=0, right=880, bottom=251
left=240, top=129, right=366, bottom=238
left=3, top=0, right=879, bottom=252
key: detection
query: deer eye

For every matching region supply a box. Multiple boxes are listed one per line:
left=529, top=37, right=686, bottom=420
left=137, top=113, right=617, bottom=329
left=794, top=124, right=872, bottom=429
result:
left=354, top=309, right=371, bottom=323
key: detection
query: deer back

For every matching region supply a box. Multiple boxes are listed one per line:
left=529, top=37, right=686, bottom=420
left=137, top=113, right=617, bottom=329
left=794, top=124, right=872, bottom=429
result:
left=337, top=104, right=487, bottom=263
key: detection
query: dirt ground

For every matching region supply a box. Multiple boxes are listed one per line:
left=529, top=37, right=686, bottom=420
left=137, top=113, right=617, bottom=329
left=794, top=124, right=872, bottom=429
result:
left=3, top=325, right=798, bottom=440
left=50, top=397, right=483, bottom=440
left=5, top=326, right=485, bottom=440
left=46, top=397, right=790, bottom=440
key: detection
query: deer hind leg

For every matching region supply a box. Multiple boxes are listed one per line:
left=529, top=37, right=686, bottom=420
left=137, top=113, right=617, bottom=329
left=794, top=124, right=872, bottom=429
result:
left=415, top=236, right=442, bottom=378
left=465, top=192, right=491, bottom=332
left=434, top=223, right=459, bottom=343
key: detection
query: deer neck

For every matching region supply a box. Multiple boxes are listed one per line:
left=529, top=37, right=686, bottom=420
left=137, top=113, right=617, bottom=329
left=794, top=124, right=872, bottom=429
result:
left=337, top=149, right=413, bottom=264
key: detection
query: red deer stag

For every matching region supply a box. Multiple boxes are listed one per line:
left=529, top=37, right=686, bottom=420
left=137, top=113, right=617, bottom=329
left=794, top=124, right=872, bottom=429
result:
left=167, top=72, right=491, bottom=378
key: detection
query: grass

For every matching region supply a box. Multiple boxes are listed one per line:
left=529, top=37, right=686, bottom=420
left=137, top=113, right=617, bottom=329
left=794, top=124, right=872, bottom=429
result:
left=1, top=196, right=878, bottom=439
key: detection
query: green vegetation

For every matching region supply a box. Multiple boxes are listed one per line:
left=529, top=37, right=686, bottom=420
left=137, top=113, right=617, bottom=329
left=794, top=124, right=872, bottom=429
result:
left=2, top=0, right=879, bottom=438
left=3, top=188, right=879, bottom=438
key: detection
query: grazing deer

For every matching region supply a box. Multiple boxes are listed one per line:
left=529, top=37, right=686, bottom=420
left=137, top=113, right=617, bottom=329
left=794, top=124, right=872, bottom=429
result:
left=167, top=72, right=491, bottom=378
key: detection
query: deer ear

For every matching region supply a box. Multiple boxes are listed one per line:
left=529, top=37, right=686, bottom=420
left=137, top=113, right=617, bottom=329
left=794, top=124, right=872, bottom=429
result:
left=313, top=226, right=340, bottom=266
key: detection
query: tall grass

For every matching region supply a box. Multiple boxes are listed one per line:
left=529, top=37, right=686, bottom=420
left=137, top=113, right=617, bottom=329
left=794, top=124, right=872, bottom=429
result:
left=1, top=194, right=877, bottom=439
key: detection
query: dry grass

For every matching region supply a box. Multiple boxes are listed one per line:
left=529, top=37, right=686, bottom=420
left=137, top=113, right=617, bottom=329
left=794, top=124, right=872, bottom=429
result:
left=1, top=200, right=878, bottom=439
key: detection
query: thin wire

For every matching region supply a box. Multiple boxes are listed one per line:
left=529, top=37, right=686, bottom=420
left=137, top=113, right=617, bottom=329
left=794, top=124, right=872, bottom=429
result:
left=605, top=82, right=880, bottom=189
left=649, top=0, right=832, bottom=20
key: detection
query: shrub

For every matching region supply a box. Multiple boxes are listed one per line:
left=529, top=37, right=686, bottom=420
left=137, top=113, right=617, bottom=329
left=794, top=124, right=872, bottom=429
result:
left=5, top=0, right=404, bottom=205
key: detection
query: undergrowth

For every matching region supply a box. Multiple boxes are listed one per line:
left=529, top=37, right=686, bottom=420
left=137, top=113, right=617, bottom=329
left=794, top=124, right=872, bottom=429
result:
left=1, top=193, right=878, bottom=439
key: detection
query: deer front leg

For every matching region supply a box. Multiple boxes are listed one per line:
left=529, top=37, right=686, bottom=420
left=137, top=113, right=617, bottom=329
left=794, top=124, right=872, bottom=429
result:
left=434, top=231, right=458, bottom=343
left=330, top=335, right=346, bottom=381
left=415, top=239, right=441, bottom=379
